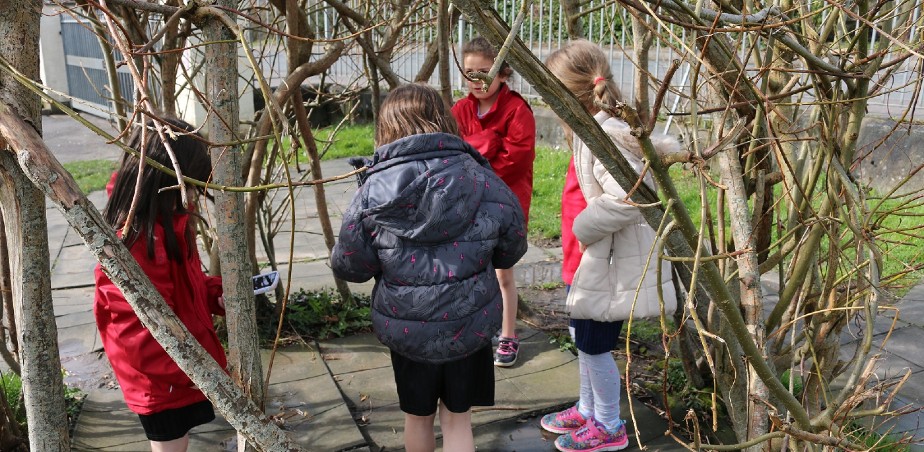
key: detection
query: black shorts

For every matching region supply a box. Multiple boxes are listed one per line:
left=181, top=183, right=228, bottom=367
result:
left=391, top=345, right=495, bottom=416
left=137, top=400, right=215, bottom=441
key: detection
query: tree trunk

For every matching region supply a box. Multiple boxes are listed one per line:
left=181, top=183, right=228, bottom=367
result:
left=560, top=0, right=584, bottom=39
left=0, top=154, right=70, bottom=451
left=202, top=4, right=265, bottom=450
left=293, top=94, right=353, bottom=305
left=0, top=214, right=20, bottom=374
left=0, top=3, right=70, bottom=449
left=0, top=102, right=306, bottom=451
left=414, top=8, right=461, bottom=84
left=630, top=16, right=653, bottom=127
left=718, top=130, right=770, bottom=449
left=437, top=0, right=452, bottom=107
left=285, top=0, right=353, bottom=306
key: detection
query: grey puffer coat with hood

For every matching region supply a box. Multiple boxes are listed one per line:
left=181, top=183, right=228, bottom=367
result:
left=331, top=132, right=528, bottom=364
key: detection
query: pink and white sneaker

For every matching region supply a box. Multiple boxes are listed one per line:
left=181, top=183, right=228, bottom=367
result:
left=554, top=417, right=628, bottom=452
left=540, top=405, right=587, bottom=434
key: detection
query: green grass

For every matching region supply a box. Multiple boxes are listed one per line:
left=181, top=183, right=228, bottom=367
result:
left=845, top=421, right=911, bottom=451
left=314, top=124, right=375, bottom=160
left=856, top=195, right=924, bottom=290
left=63, top=160, right=116, bottom=194
left=525, top=147, right=707, bottom=243
left=528, top=145, right=571, bottom=242
left=272, top=124, right=375, bottom=163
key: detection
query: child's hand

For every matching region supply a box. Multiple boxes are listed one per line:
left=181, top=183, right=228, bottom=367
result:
left=218, top=296, right=225, bottom=310
left=579, top=242, right=587, bottom=253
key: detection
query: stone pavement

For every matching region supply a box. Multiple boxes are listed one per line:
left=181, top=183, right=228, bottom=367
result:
left=43, top=114, right=682, bottom=451
left=42, top=113, right=924, bottom=450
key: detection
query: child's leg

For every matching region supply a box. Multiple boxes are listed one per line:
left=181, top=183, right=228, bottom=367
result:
left=149, top=434, right=189, bottom=452
left=496, top=267, right=518, bottom=338
left=581, top=349, right=622, bottom=429
left=570, top=326, right=594, bottom=418
left=438, top=402, right=474, bottom=452
left=404, top=412, right=437, bottom=452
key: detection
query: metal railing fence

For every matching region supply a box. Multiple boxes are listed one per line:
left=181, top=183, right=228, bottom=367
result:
left=288, top=0, right=924, bottom=119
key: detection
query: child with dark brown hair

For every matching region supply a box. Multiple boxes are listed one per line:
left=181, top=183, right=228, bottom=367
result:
left=332, top=83, right=528, bottom=451
left=451, top=36, right=536, bottom=367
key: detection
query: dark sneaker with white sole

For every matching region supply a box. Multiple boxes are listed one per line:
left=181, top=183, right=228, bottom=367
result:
left=494, top=336, right=519, bottom=367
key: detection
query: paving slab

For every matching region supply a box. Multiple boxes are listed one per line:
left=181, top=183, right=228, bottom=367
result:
left=72, top=345, right=366, bottom=451
left=840, top=337, right=923, bottom=378
left=890, top=293, right=924, bottom=328
left=872, top=326, right=924, bottom=366
left=319, top=329, right=688, bottom=451
left=42, top=114, right=122, bottom=164
left=52, top=285, right=96, bottom=316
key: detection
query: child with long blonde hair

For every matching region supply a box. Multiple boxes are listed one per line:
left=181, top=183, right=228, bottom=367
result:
left=540, top=40, right=677, bottom=452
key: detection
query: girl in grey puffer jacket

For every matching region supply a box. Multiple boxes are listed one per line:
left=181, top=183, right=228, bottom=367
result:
left=331, top=83, right=528, bottom=451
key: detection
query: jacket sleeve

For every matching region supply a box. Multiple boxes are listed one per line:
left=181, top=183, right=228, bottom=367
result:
left=464, top=129, right=503, bottom=161
left=205, top=275, right=224, bottom=316
left=492, top=182, right=529, bottom=269
left=331, top=188, right=381, bottom=282
left=96, top=243, right=191, bottom=387
left=491, top=104, right=536, bottom=182
left=572, top=155, right=645, bottom=246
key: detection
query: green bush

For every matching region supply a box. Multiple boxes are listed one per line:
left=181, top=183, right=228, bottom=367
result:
left=0, top=372, right=24, bottom=431
left=260, top=289, right=372, bottom=343
left=548, top=332, right=577, bottom=355
left=0, top=371, right=85, bottom=440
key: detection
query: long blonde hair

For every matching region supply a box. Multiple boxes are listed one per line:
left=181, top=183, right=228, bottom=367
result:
left=545, top=40, right=623, bottom=116
left=375, top=83, right=459, bottom=146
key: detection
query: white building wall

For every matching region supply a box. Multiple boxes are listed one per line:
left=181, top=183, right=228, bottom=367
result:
left=39, top=6, right=70, bottom=106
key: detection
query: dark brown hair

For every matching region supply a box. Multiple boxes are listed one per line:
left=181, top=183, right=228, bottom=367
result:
left=103, top=117, right=212, bottom=261
left=462, top=36, right=513, bottom=78
left=375, top=83, right=459, bottom=146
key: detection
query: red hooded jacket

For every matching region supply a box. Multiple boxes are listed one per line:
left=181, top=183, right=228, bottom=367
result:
left=561, top=157, right=588, bottom=285
left=94, top=213, right=226, bottom=415
left=452, top=83, right=536, bottom=221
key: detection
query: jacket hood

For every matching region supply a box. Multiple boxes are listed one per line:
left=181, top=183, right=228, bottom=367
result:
left=363, top=133, right=491, bottom=243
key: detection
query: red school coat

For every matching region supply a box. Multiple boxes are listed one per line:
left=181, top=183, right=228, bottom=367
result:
left=452, top=83, right=536, bottom=222
left=94, top=213, right=227, bottom=415
left=561, top=156, right=588, bottom=285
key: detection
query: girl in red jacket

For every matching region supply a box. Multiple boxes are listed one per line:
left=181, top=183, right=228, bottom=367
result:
left=94, top=118, right=226, bottom=452
left=451, top=36, right=536, bottom=367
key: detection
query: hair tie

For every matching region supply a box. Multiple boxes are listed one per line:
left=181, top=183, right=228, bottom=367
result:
left=593, top=76, right=606, bottom=85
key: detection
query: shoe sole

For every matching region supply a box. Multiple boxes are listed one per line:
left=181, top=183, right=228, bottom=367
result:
left=554, top=441, right=628, bottom=452
left=540, top=423, right=581, bottom=434
left=494, top=358, right=517, bottom=367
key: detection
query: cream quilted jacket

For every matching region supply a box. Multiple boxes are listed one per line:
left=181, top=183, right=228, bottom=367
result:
left=565, top=111, right=677, bottom=321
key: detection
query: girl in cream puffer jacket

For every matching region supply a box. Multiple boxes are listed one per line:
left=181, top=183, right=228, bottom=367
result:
left=566, top=110, right=677, bottom=321
left=540, top=40, right=679, bottom=452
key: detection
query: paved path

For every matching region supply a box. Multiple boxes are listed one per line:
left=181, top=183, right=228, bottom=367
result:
left=41, top=113, right=924, bottom=450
